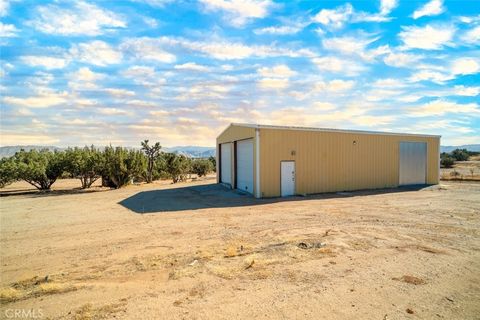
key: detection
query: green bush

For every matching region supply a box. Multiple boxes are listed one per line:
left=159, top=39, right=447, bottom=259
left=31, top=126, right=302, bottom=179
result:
left=191, top=159, right=213, bottom=177
left=440, top=156, right=455, bottom=168
left=164, top=153, right=191, bottom=183
left=208, top=156, right=216, bottom=172
left=12, top=149, right=66, bottom=190
left=450, top=149, right=469, bottom=161
left=103, top=146, right=146, bottom=188
left=65, top=146, right=104, bottom=189
left=0, top=157, right=17, bottom=188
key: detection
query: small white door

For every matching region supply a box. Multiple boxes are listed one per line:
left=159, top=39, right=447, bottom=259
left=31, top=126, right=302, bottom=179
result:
left=220, top=143, right=232, bottom=185
left=236, top=139, right=254, bottom=194
left=399, top=141, right=427, bottom=185
left=281, top=161, right=295, bottom=197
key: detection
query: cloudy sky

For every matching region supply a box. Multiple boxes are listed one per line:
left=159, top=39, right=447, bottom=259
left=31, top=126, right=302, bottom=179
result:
left=1, top=0, right=479, bottom=147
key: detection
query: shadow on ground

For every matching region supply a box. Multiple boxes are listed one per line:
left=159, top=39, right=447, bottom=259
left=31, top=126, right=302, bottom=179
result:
left=119, top=183, right=433, bottom=214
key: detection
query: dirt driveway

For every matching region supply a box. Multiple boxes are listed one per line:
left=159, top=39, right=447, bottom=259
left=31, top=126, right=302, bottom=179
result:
left=0, top=178, right=479, bottom=319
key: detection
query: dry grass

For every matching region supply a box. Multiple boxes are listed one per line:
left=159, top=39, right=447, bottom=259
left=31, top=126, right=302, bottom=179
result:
left=0, top=287, right=22, bottom=303
left=72, top=301, right=127, bottom=320
left=0, top=276, right=77, bottom=303
left=393, top=275, right=426, bottom=285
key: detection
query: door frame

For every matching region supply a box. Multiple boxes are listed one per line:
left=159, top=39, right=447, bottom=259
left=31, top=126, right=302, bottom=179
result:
left=235, top=138, right=254, bottom=194
left=280, top=160, right=295, bottom=197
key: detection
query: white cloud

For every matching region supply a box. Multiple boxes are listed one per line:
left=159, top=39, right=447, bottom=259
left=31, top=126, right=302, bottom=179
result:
left=409, top=99, right=480, bottom=117
left=461, top=26, right=480, bottom=45
left=68, top=67, right=105, bottom=90
left=314, top=79, right=355, bottom=92
left=257, top=64, right=296, bottom=90
left=199, top=0, right=273, bottom=27
left=258, top=64, right=296, bottom=78
left=120, top=37, right=176, bottom=63
left=451, top=57, right=480, bottom=75
left=453, top=85, right=480, bottom=96
left=70, top=40, right=123, bottom=66
left=30, top=1, right=126, bottom=36
left=21, top=56, right=68, bottom=69
left=313, top=4, right=353, bottom=29
left=0, top=133, right=60, bottom=145
left=409, top=70, right=452, bottom=83
left=312, top=1, right=396, bottom=29
left=409, top=57, right=479, bottom=83
left=98, top=108, right=132, bottom=116
left=121, top=65, right=156, bottom=79
left=174, top=62, right=210, bottom=72
left=157, top=36, right=314, bottom=60
left=104, top=88, right=136, bottom=97
left=323, top=36, right=374, bottom=54
left=399, top=24, right=455, bottom=50
left=176, top=83, right=231, bottom=100
left=76, top=67, right=105, bottom=82
left=0, top=22, right=18, bottom=37
left=135, top=0, right=173, bottom=7
left=412, top=0, right=444, bottom=19
left=254, top=24, right=302, bottom=35
left=380, top=0, right=398, bottom=15
left=143, top=16, right=158, bottom=28
left=258, top=78, right=289, bottom=89
left=312, top=56, right=366, bottom=76
left=0, top=0, right=10, bottom=16
left=322, top=35, right=388, bottom=61
left=383, top=51, right=422, bottom=67
left=2, top=89, right=68, bottom=108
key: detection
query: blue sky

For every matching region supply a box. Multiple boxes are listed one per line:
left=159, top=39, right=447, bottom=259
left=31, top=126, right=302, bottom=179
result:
left=0, top=0, right=479, bottom=147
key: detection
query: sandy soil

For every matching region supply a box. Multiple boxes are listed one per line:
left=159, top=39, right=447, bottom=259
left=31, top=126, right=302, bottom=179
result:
left=441, top=161, right=480, bottom=181
left=0, top=177, right=479, bottom=320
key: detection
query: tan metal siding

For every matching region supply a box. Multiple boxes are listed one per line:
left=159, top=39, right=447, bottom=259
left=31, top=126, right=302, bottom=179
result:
left=216, top=125, right=257, bottom=193
left=259, top=128, right=440, bottom=197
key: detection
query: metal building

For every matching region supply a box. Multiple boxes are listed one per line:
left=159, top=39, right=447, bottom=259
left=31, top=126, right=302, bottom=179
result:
left=216, top=123, right=440, bottom=198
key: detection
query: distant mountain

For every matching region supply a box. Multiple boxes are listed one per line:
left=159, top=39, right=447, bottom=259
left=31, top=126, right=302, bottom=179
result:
left=0, top=145, right=64, bottom=158
left=440, top=144, right=480, bottom=153
left=0, top=145, right=215, bottom=159
left=163, top=146, right=215, bottom=158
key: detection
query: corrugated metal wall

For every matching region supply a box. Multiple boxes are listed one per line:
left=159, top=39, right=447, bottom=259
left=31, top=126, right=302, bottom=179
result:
left=259, top=128, right=439, bottom=197
left=216, top=125, right=257, bottom=192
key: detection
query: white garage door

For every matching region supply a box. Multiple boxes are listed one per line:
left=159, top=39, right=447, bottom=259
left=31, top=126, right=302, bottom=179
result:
left=236, top=139, right=254, bottom=194
left=399, top=141, right=427, bottom=185
left=220, top=143, right=232, bottom=185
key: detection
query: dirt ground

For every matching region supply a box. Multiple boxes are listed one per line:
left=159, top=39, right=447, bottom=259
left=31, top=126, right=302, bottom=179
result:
left=0, top=177, right=479, bottom=320
left=441, top=160, right=480, bottom=181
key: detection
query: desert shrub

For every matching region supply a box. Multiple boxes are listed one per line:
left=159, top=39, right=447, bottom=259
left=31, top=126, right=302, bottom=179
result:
left=65, top=146, right=104, bottom=189
left=103, top=146, right=146, bottom=188
left=0, top=157, right=17, bottom=188
left=141, top=140, right=162, bottom=183
left=208, top=156, right=216, bottom=172
left=191, top=159, right=213, bottom=177
left=12, top=149, right=66, bottom=190
left=450, top=170, right=460, bottom=177
left=450, top=149, right=469, bottom=161
left=164, top=153, right=191, bottom=183
left=440, top=156, right=455, bottom=168
left=151, top=153, right=170, bottom=180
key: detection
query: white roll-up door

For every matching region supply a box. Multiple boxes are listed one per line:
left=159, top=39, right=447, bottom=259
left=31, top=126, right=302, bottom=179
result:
left=399, top=141, right=427, bottom=185
left=236, top=139, right=254, bottom=194
left=220, top=143, right=232, bottom=185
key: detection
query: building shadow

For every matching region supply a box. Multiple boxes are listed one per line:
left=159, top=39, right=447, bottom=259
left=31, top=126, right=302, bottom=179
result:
left=118, top=183, right=432, bottom=214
